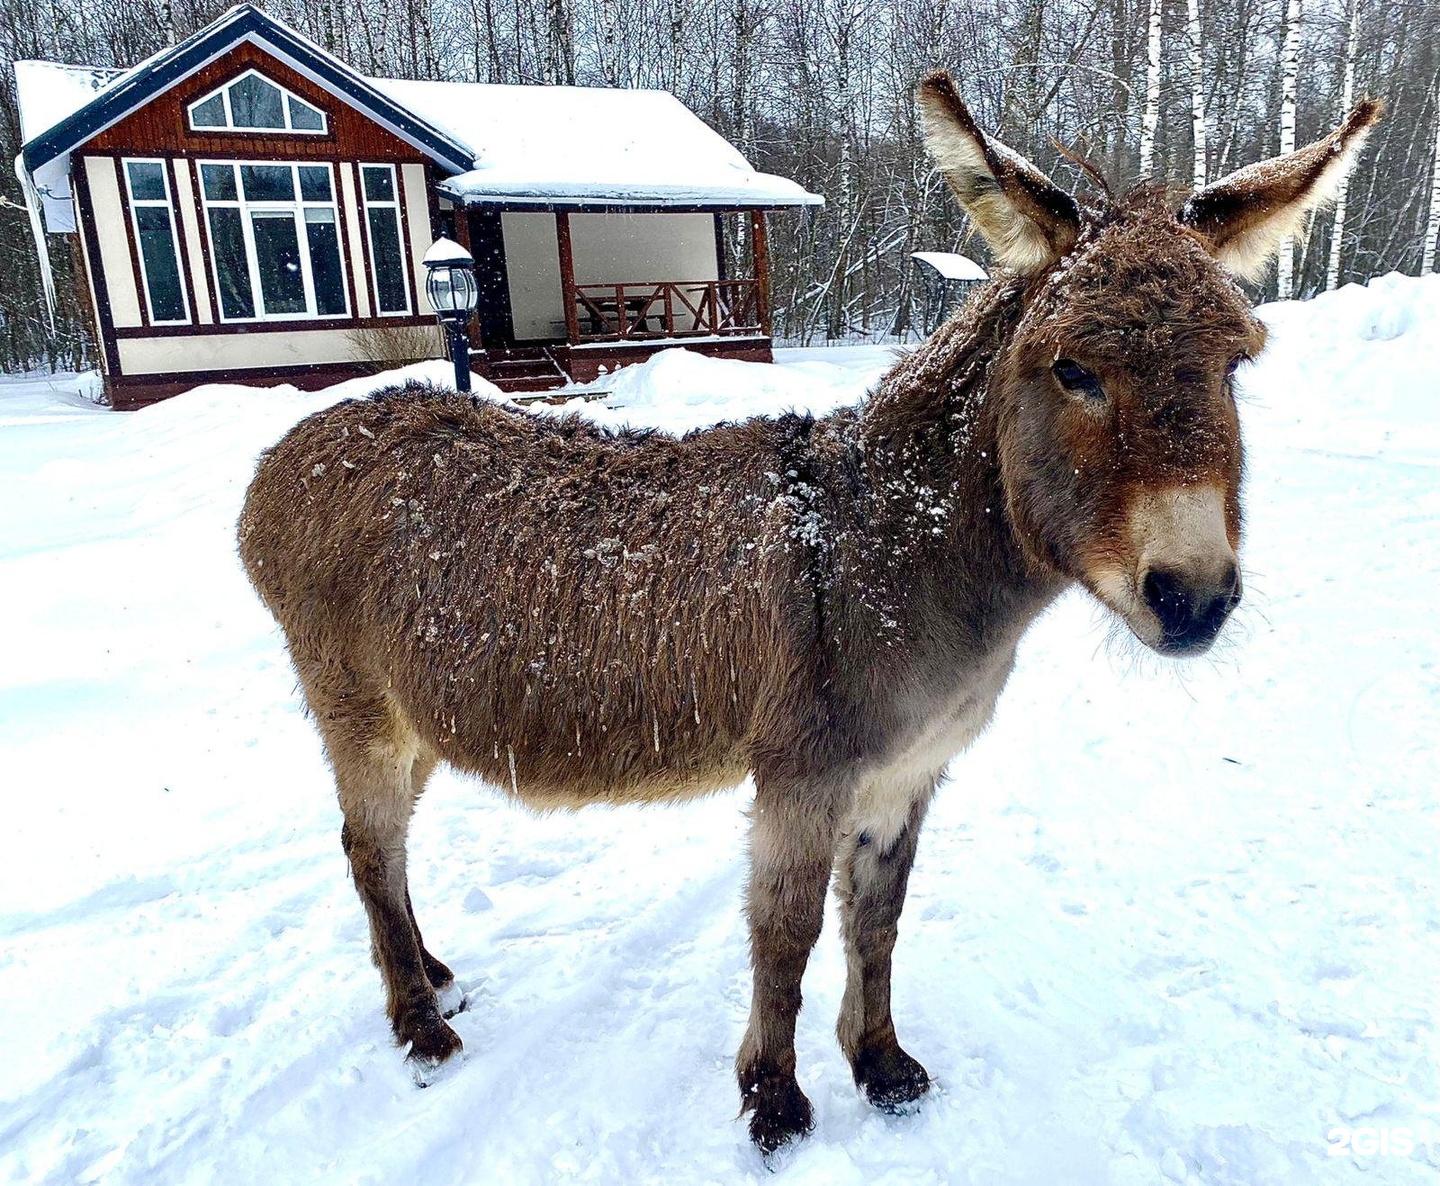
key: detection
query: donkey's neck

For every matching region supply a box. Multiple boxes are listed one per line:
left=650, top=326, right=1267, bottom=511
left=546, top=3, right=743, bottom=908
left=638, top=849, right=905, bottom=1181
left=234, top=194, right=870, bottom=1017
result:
left=831, top=278, right=1061, bottom=657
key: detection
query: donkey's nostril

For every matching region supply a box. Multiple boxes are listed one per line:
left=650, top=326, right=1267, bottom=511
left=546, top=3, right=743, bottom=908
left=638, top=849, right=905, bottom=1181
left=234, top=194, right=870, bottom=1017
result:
left=1142, top=569, right=1193, bottom=638
left=1141, top=566, right=1238, bottom=653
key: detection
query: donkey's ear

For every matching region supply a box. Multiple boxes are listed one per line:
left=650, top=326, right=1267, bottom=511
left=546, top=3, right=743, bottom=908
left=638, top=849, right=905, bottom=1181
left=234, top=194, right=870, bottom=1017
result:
left=1179, top=99, right=1385, bottom=282
left=917, top=70, right=1080, bottom=275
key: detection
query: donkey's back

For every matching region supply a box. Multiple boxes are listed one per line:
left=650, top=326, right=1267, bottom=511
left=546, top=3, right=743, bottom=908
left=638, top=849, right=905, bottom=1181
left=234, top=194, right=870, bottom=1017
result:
left=239, top=381, right=807, bottom=809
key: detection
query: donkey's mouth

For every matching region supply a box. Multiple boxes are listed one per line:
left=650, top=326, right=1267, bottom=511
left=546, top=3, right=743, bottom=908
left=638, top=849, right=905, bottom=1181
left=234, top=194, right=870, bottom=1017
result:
left=1085, top=563, right=1241, bottom=657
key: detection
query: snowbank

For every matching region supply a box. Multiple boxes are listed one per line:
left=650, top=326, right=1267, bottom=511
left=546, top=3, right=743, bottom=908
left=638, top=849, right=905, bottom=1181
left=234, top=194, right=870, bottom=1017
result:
left=0, top=277, right=1436, bottom=1183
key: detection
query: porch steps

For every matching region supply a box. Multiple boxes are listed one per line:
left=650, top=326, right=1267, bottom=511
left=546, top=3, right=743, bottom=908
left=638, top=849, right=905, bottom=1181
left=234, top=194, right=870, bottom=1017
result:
left=477, top=347, right=571, bottom=394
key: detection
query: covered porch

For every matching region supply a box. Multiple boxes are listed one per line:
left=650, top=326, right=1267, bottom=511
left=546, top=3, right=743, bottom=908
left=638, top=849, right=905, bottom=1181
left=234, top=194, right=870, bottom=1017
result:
left=444, top=202, right=781, bottom=391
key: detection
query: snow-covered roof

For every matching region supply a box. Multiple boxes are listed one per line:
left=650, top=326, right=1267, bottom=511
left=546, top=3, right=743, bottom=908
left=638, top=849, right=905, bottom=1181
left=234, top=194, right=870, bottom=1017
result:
left=13, top=4, right=820, bottom=212
left=373, top=79, right=821, bottom=209
left=13, top=61, right=124, bottom=145
left=14, top=5, right=474, bottom=177
left=911, top=252, right=989, bottom=281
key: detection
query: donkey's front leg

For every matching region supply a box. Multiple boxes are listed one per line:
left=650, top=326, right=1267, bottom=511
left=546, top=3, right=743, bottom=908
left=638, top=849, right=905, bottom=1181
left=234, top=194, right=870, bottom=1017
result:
left=736, top=772, right=844, bottom=1154
left=835, top=776, right=936, bottom=1111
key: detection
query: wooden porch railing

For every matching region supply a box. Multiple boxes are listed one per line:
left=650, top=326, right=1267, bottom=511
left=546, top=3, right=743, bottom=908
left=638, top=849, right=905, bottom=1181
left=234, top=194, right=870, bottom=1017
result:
left=569, top=279, right=763, bottom=342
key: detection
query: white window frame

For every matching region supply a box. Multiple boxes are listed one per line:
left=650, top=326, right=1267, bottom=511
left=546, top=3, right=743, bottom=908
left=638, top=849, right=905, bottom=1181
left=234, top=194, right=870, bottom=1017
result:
left=197, top=160, right=351, bottom=324
left=359, top=163, right=412, bottom=316
left=122, top=157, right=191, bottom=326
left=187, top=69, right=328, bottom=135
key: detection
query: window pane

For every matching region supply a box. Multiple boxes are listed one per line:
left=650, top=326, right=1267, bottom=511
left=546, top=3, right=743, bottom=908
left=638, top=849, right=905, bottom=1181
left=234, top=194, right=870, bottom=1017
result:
left=304, top=209, right=346, bottom=315
left=229, top=74, right=284, bottom=128
left=125, top=161, right=167, bottom=202
left=207, top=207, right=254, bottom=318
left=190, top=93, right=227, bottom=128
left=367, top=206, right=408, bottom=313
left=298, top=165, right=332, bottom=202
left=136, top=207, right=186, bottom=322
left=362, top=166, right=395, bottom=203
left=288, top=95, right=324, bottom=131
left=251, top=212, right=307, bottom=315
left=201, top=163, right=236, bottom=201
left=240, top=164, right=295, bottom=203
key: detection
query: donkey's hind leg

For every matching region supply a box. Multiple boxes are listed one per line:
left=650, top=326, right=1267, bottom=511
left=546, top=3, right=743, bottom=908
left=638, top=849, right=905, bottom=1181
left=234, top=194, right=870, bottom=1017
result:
left=834, top=776, right=936, bottom=1111
left=403, top=754, right=459, bottom=1004
left=327, top=703, right=461, bottom=1070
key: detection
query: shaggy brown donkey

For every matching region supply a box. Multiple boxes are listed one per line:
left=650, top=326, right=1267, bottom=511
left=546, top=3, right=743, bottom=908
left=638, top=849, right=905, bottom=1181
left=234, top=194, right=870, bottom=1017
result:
left=238, top=75, right=1381, bottom=1153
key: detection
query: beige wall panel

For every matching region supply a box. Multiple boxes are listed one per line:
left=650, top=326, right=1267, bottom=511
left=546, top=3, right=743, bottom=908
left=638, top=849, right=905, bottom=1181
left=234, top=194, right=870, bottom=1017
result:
left=117, top=328, right=367, bottom=374
left=83, top=156, right=142, bottom=329
left=339, top=164, right=372, bottom=318
left=400, top=163, right=433, bottom=314
left=169, top=159, right=213, bottom=325
left=570, top=213, right=718, bottom=285
left=500, top=212, right=564, bottom=341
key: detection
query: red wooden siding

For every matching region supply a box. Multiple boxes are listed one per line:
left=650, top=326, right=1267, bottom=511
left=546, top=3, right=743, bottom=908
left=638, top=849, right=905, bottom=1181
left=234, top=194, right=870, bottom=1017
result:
left=87, top=42, right=428, bottom=164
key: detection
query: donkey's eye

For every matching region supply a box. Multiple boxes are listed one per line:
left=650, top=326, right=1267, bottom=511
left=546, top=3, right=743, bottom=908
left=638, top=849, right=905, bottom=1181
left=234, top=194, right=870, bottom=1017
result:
left=1052, top=359, right=1105, bottom=401
left=1226, top=354, right=1246, bottom=377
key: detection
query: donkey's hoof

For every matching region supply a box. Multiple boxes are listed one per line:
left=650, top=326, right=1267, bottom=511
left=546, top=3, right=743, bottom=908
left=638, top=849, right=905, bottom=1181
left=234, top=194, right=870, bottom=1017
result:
left=402, top=1012, right=463, bottom=1081
left=855, top=1044, right=931, bottom=1114
left=743, top=1076, right=814, bottom=1155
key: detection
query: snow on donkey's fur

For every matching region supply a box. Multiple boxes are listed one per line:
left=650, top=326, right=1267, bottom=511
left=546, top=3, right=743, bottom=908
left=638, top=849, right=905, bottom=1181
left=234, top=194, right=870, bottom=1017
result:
left=236, top=73, right=1381, bottom=1155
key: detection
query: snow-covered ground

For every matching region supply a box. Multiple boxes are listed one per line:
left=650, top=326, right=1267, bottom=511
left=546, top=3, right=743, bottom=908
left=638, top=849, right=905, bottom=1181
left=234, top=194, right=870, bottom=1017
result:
left=1, top=275, right=1436, bottom=1185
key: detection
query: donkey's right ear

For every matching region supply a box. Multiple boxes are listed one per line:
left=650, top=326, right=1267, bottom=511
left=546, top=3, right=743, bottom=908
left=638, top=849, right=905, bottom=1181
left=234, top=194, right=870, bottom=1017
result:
left=917, top=70, right=1080, bottom=275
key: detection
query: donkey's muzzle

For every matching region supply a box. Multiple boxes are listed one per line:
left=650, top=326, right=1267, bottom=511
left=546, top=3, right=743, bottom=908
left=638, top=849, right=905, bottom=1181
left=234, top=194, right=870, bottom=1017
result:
left=1142, top=565, right=1242, bottom=654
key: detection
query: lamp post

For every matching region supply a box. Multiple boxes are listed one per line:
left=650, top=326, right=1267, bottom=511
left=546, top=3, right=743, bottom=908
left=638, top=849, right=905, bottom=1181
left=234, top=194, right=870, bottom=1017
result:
left=423, top=237, right=479, bottom=394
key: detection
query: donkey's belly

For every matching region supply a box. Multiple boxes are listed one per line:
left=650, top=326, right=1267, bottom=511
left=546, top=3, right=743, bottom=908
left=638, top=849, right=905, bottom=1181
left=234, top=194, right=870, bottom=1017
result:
left=426, top=704, right=754, bottom=811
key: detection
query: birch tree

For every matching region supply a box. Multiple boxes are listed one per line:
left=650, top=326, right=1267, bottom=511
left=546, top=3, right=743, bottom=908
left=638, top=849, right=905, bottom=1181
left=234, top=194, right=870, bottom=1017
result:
left=1275, top=0, right=1301, bottom=298
left=1139, top=0, right=1161, bottom=176
left=1325, top=0, right=1358, bottom=290
left=1187, top=0, right=1206, bottom=186
left=1424, top=73, right=1440, bottom=274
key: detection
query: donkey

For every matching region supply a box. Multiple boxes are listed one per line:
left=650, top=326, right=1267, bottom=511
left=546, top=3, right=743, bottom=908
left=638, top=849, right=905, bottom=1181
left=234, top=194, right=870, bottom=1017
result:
left=238, top=74, right=1380, bottom=1152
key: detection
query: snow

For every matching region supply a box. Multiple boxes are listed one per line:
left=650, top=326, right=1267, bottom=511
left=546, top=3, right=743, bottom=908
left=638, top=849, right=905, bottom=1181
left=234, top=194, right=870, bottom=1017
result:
left=912, top=252, right=989, bottom=282
left=1, top=276, right=1438, bottom=1183
left=421, top=237, right=473, bottom=266
left=373, top=78, right=821, bottom=209
left=11, top=61, right=125, bottom=145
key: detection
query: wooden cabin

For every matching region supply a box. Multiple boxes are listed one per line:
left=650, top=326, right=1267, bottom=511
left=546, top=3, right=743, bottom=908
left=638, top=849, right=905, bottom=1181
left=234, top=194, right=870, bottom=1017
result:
left=15, top=4, right=821, bottom=408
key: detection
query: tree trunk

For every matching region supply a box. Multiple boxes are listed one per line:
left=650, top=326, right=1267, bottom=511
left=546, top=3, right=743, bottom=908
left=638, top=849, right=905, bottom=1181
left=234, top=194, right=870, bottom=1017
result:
left=1326, top=0, right=1359, bottom=289
left=1275, top=0, right=1302, bottom=298
left=1140, top=0, right=1162, bottom=176
left=1424, top=73, right=1440, bottom=274
left=1187, top=0, right=1206, bottom=186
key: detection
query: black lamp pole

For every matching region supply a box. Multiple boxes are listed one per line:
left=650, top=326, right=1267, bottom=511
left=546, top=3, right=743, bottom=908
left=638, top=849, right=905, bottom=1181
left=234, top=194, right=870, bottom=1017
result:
left=442, top=313, right=472, bottom=394
left=423, top=238, right=479, bottom=395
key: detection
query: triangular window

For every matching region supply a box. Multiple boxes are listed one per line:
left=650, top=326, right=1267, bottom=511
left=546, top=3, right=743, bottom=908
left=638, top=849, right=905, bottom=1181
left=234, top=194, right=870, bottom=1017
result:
left=188, top=70, right=328, bottom=134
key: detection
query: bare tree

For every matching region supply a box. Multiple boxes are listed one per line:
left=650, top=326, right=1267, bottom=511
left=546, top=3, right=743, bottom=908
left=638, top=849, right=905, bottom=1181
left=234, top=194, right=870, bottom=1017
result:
left=1187, top=0, right=1206, bottom=186
left=1275, top=0, right=1301, bottom=298
left=1140, top=0, right=1161, bottom=175
left=1326, top=0, right=1359, bottom=290
left=1424, top=80, right=1440, bottom=273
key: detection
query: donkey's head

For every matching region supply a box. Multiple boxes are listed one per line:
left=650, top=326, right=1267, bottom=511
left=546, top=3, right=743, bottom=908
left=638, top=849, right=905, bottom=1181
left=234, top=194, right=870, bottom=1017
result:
left=918, top=72, right=1382, bottom=655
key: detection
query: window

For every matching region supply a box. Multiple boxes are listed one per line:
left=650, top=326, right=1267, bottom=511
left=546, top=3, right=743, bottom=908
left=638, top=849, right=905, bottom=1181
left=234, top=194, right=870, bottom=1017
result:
left=360, top=164, right=411, bottom=315
left=188, top=71, right=327, bottom=134
left=198, top=161, right=349, bottom=322
left=123, top=159, right=189, bottom=325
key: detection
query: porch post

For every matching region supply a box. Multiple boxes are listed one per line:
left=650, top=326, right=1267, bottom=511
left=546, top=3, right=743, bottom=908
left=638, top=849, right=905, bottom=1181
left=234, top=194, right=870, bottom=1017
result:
left=453, top=210, right=481, bottom=348
left=750, top=210, right=772, bottom=337
left=556, top=210, right=580, bottom=343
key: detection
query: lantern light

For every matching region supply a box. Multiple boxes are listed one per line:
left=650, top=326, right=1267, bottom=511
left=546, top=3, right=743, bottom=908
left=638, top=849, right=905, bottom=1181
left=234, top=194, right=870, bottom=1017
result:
left=423, top=237, right=479, bottom=393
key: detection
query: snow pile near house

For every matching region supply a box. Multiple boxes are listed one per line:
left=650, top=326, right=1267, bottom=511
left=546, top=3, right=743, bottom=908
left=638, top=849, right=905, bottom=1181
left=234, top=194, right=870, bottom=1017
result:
left=0, top=277, right=1437, bottom=1184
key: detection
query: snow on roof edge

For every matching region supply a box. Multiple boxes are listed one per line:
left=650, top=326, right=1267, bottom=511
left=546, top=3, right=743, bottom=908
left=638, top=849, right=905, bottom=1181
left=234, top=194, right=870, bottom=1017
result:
left=911, top=252, right=988, bottom=281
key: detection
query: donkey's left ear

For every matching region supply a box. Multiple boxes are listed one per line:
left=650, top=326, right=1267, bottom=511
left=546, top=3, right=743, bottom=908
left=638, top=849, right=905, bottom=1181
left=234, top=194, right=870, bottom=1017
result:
left=917, top=70, right=1080, bottom=275
left=1179, top=99, right=1385, bottom=282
